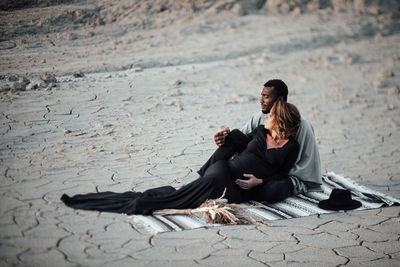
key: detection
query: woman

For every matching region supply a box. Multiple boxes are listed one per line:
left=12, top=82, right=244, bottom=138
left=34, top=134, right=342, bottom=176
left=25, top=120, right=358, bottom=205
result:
left=61, top=98, right=300, bottom=215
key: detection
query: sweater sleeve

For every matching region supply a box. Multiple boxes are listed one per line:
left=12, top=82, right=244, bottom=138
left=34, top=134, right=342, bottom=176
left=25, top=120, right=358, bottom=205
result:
left=265, top=141, right=300, bottom=181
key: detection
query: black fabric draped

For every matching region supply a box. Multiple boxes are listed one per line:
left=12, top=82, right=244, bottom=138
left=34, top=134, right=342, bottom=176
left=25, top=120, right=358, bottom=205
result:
left=61, top=126, right=299, bottom=215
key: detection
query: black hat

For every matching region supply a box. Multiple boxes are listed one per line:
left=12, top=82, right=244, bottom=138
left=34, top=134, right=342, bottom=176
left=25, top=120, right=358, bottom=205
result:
left=318, top=189, right=362, bottom=211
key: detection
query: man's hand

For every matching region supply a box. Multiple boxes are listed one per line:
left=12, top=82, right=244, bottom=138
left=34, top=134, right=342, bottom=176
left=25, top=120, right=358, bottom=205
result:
left=214, top=125, right=230, bottom=147
left=235, top=174, right=263, bottom=190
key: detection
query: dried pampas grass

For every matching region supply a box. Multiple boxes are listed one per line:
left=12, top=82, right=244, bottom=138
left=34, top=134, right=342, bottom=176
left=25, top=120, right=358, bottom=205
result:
left=153, top=188, right=267, bottom=225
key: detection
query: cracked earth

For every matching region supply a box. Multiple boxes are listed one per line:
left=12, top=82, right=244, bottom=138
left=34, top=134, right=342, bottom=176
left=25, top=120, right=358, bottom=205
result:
left=1, top=54, right=399, bottom=265
left=1, top=7, right=400, bottom=267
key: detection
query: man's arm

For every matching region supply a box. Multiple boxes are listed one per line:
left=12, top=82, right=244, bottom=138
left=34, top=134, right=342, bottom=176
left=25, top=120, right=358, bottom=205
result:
left=288, top=117, right=322, bottom=185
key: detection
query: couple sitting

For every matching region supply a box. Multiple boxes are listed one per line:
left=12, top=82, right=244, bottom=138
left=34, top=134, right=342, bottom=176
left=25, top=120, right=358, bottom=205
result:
left=61, top=79, right=322, bottom=215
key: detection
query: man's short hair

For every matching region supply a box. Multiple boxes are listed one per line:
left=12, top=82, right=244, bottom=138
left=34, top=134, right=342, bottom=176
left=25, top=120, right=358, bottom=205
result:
left=264, top=79, right=288, bottom=101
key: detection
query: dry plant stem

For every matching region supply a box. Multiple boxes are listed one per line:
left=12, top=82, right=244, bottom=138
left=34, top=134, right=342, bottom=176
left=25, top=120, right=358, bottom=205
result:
left=154, top=188, right=268, bottom=225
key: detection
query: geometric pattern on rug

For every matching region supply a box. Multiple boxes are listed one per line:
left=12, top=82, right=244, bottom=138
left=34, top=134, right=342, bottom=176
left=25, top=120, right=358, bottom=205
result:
left=129, top=172, right=400, bottom=234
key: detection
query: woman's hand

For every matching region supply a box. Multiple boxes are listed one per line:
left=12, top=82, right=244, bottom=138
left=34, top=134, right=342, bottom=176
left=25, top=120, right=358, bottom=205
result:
left=235, top=174, right=263, bottom=190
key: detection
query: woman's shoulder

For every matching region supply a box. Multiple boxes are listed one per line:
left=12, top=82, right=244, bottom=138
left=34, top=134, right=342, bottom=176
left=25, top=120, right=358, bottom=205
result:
left=255, top=125, right=266, bottom=132
left=249, top=125, right=266, bottom=136
left=286, top=138, right=300, bottom=151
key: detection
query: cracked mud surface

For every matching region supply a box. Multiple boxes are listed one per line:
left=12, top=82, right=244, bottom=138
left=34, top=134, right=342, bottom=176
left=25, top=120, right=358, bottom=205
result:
left=1, top=3, right=400, bottom=266
left=1, top=58, right=399, bottom=265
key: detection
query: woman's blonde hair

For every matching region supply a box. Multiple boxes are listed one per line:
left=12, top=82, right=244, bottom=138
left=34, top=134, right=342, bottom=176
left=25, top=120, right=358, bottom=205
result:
left=270, top=97, right=301, bottom=139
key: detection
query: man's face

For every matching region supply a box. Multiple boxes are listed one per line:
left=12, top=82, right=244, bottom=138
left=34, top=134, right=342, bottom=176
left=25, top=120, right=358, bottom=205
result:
left=260, top=86, right=277, bottom=114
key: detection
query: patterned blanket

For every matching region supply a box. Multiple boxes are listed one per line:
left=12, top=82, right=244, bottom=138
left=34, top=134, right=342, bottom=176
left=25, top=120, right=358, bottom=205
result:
left=130, top=172, right=400, bottom=234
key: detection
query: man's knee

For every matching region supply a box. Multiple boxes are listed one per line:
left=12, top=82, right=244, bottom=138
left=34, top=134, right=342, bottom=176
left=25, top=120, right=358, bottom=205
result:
left=226, top=129, right=244, bottom=143
left=224, top=129, right=249, bottom=152
left=229, top=129, right=242, bottom=136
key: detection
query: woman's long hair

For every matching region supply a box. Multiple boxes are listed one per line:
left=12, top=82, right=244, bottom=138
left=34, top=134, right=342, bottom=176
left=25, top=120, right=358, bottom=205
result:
left=269, top=97, right=301, bottom=139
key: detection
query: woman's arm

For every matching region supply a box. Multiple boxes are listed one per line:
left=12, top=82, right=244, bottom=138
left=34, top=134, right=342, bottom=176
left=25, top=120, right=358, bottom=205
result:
left=266, top=141, right=300, bottom=181
left=245, top=125, right=262, bottom=140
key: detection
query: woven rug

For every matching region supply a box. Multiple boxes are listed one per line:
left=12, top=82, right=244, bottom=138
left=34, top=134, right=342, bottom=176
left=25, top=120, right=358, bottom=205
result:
left=129, top=172, right=400, bottom=234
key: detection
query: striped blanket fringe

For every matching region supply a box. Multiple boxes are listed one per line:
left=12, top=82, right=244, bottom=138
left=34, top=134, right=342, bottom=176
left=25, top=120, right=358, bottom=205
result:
left=130, top=172, right=400, bottom=234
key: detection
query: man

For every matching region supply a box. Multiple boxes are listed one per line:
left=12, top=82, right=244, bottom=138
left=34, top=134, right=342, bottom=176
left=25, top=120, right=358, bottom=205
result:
left=198, top=79, right=322, bottom=201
